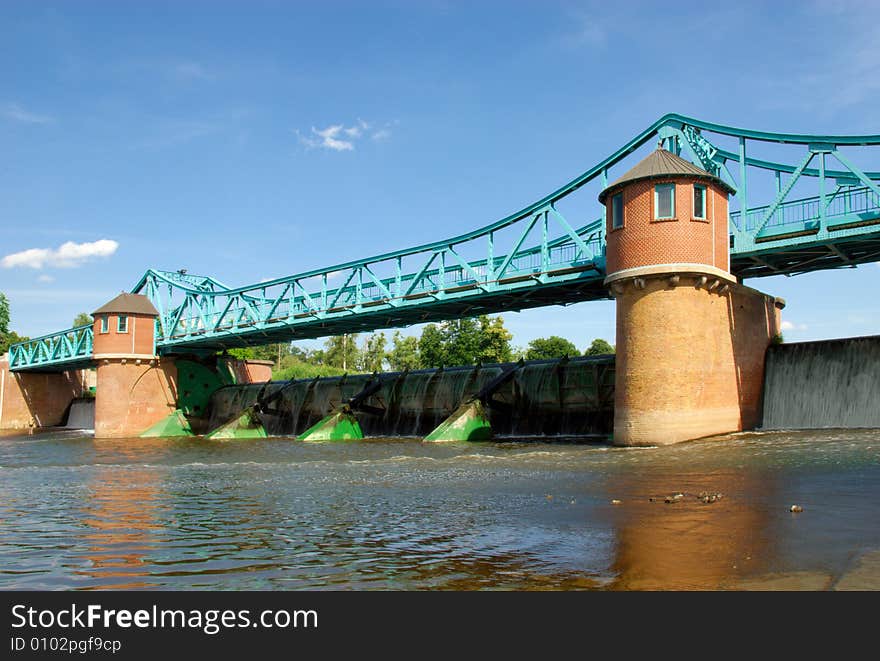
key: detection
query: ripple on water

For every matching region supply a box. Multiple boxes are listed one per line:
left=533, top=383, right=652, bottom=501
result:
left=0, top=429, right=878, bottom=589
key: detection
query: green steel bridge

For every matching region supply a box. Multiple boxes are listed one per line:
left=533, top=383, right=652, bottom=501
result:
left=10, top=113, right=880, bottom=372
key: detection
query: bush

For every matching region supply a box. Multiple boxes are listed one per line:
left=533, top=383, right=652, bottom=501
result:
left=272, top=360, right=349, bottom=381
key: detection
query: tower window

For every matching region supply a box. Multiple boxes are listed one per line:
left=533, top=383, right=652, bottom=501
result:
left=100, top=316, right=109, bottom=334
left=694, top=184, right=707, bottom=219
left=117, top=315, right=128, bottom=333
left=611, top=193, right=624, bottom=229
left=655, top=183, right=675, bottom=219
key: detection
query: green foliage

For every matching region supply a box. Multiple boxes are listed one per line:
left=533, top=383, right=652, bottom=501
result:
left=0, top=293, right=9, bottom=336
left=477, top=315, right=513, bottom=364
left=525, top=335, right=579, bottom=360
left=771, top=333, right=784, bottom=345
left=225, top=347, right=256, bottom=360
left=72, top=312, right=93, bottom=328
left=359, top=332, right=387, bottom=372
left=323, top=334, right=360, bottom=370
left=0, top=293, right=29, bottom=355
left=0, top=330, right=29, bottom=355
left=584, top=338, right=615, bottom=356
left=387, top=331, right=420, bottom=371
left=418, top=324, right=446, bottom=368
left=418, top=315, right=513, bottom=368
left=273, top=359, right=347, bottom=381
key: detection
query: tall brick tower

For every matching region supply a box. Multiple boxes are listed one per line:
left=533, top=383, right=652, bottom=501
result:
left=599, top=148, right=783, bottom=446
left=92, top=293, right=177, bottom=438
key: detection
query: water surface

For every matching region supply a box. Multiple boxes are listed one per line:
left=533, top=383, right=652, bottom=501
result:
left=1, top=429, right=878, bottom=590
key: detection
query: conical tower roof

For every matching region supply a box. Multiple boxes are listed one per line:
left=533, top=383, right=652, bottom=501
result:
left=92, top=292, right=158, bottom=317
left=598, top=148, right=735, bottom=203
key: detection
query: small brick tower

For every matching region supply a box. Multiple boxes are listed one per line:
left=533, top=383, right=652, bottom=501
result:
left=92, top=293, right=177, bottom=438
left=599, top=149, right=783, bottom=446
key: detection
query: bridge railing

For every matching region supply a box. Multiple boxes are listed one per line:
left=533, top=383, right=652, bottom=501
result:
left=143, top=215, right=606, bottom=346
left=730, top=185, right=880, bottom=233
left=8, top=325, right=94, bottom=371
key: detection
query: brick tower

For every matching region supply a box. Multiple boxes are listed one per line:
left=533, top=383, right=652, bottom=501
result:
left=92, top=293, right=177, bottom=438
left=599, top=148, right=783, bottom=446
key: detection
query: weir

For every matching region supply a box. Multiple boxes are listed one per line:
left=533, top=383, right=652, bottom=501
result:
left=5, top=114, right=880, bottom=443
left=205, top=355, right=615, bottom=439
left=762, top=335, right=880, bottom=430
left=64, top=397, right=95, bottom=430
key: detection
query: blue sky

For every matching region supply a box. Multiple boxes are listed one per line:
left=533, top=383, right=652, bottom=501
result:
left=1, top=0, right=879, bottom=352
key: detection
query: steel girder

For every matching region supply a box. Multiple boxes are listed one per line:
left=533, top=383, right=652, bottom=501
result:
left=10, top=114, right=880, bottom=370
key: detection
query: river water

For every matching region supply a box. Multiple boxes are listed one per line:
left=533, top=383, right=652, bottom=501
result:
left=1, top=429, right=878, bottom=590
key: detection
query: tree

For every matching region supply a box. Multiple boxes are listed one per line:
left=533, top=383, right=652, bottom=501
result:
left=418, top=324, right=446, bottom=368
left=584, top=338, right=615, bottom=356
left=359, top=332, right=387, bottom=372
left=0, top=331, right=28, bottom=356
left=0, top=293, right=9, bottom=336
left=324, top=334, right=360, bottom=371
left=72, top=312, right=93, bottom=328
left=0, top=294, right=29, bottom=355
left=442, top=317, right=482, bottom=366
left=387, top=331, right=420, bottom=371
left=418, top=315, right=513, bottom=368
left=477, top=315, right=513, bottom=363
left=525, top=335, right=579, bottom=360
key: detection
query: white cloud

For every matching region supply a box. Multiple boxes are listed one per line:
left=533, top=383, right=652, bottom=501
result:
left=2, top=239, right=119, bottom=269
left=1, top=103, right=54, bottom=124
left=301, top=125, right=354, bottom=151
left=37, top=274, right=55, bottom=283
left=780, top=320, right=808, bottom=332
left=297, top=119, right=392, bottom=152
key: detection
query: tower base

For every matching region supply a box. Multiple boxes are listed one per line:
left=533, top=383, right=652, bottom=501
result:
left=610, top=269, right=783, bottom=446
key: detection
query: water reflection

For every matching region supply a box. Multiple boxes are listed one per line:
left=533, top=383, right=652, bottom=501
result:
left=606, top=471, right=776, bottom=589
left=76, top=465, right=163, bottom=589
left=0, top=429, right=877, bottom=590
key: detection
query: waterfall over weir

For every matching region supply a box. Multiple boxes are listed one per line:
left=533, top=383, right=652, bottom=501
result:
left=207, top=356, right=615, bottom=439
left=64, top=397, right=95, bottom=430
left=762, top=335, right=880, bottom=430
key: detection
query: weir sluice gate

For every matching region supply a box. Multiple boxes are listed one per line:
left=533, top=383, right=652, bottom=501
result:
left=203, top=356, right=615, bottom=441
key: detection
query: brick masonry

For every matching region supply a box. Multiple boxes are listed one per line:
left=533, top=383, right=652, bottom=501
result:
left=606, top=177, right=729, bottom=275
left=94, top=358, right=179, bottom=438
left=613, top=276, right=781, bottom=446
left=0, top=359, right=88, bottom=429
left=605, top=170, right=781, bottom=445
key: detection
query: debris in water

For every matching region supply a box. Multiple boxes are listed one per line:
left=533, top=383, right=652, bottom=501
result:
left=790, top=505, right=804, bottom=513
left=611, top=499, right=622, bottom=505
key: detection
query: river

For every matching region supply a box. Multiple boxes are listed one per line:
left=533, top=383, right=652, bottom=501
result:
left=1, top=429, right=878, bottom=590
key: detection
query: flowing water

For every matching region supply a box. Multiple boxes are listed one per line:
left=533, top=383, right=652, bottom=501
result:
left=207, top=357, right=615, bottom=438
left=763, top=336, right=880, bottom=430
left=1, top=428, right=878, bottom=590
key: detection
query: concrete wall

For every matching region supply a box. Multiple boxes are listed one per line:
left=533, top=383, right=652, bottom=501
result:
left=0, top=359, right=88, bottom=429
left=94, top=358, right=178, bottom=438
left=605, top=178, right=729, bottom=275
left=613, top=276, right=782, bottom=446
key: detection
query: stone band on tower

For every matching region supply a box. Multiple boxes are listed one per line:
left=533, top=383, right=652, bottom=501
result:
left=599, top=148, right=783, bottom=446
